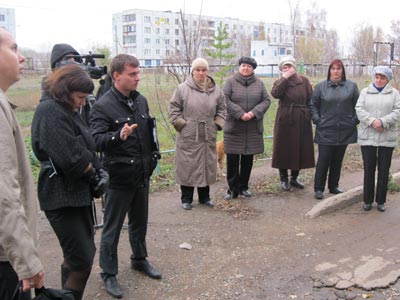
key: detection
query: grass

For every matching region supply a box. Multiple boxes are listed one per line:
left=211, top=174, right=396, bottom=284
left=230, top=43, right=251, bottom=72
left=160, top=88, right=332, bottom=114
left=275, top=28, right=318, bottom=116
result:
left=10, top=72, right=375, bottom=191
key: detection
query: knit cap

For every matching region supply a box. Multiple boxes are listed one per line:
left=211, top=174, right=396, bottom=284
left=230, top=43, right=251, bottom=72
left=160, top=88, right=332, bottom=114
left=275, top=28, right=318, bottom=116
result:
left=279, top=55, right=296, bottom=70
left=239, top=56, right=257, bottom=69
left=374, top=66, right=393, bottom=81
left=191, top=58, right=209, bottom=71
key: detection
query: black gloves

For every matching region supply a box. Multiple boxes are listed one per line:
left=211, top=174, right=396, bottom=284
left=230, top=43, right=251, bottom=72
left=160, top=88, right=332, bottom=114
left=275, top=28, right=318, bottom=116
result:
left=92, top=168, right=109, bottom=198
left=84, top=167, right=109, bottom=198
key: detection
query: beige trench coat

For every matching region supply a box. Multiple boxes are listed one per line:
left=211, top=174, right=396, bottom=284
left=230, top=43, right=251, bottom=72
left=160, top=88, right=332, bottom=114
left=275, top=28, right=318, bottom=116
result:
left=169, top=76, right=226, bottom=187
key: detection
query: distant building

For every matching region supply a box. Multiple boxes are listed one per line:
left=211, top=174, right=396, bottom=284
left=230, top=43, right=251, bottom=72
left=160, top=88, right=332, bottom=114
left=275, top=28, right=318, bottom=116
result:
left=251, top=40, right=293, bottom=77
left=0, top=7, right=16, bottom=37
left=112, top=8, right=292, bottom=67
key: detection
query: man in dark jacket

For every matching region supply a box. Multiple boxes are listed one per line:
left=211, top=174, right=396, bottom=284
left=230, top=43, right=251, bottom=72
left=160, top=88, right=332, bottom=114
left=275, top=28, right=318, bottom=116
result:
left=90, top=54, right=161, bottom=298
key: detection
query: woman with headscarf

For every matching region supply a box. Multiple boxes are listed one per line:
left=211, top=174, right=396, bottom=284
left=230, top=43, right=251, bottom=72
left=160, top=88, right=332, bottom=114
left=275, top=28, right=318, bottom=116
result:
left=271, top=55, right=315, bottom=191
left=310, top=59, right=359, bottom=200
left=356, top=66, right=400, bottom=212
left=222, top=56, right=271, bottom=200
left=169, top=58, right=226, bottom=210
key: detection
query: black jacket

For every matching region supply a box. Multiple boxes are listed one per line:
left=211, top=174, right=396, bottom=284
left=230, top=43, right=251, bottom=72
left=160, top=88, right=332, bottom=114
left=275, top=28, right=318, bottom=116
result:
left=31, top=96, right=102, bottom=211
left=89, top=87, right=158, bottom=189
left=310, top=79, right=359, bottom=145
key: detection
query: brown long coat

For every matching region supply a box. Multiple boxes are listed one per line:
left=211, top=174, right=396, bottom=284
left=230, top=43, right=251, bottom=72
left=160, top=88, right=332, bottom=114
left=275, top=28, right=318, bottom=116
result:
left=169, top=76, right=226, bottom=187
left=271, top=75, right=315, bottom=170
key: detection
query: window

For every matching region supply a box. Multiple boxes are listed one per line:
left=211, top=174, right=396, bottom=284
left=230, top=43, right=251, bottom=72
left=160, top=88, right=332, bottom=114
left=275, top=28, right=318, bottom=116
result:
left=0, top=15, right=5, bottom=22
left=144, top=49, right=151, bottom=55
left=145, top=38, right=151, bottom=44
left=124, top=46, right=136, bottom=54
left=165, top=39, right=170, bottom=45
left=175, top=29, right=179, bottom=35
left=193, top=20, right=197, bottom=26
left=123, top=25, right=136, bottom=33
left=253, top=50, right=256, bottom=56
left=166, top=50, right=170, bottom=56
left=175, top=40, right=179, bottom=46
left=233, top=25, right=237, bottom=30
left=165, top=28, right=169, bottom=35
left=287, top=50, right=292, bottom=55
left=156, top=49, right=160, bottom=55
left=280, top=48, right=285, bottom=55
left=123, top=14, right=136, bottom=22
left=261, top=50, right=264, bottom=56
left=165, top=18, right=170, bottom=24
left=145, top=27, right=151, bottom=34
left=123, top=35, right=136, bottom=44
left=225, top=24, right=229, bottom=29
left=156, top=38, right=160, bottom=44
left=144, top=16, right=151, bottom=23
left=156, top=60, right=161, bottom=66
left=145, top=59, right=152, bottom=66
left=155, top=28, right=160, bottom=34
left=175, top=18, right=179, bottom=25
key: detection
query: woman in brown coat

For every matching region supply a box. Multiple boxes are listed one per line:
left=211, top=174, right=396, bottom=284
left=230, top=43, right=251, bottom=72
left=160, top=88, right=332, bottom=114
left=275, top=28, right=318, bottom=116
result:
left=169, top=58, right=226, bottom=210
left=223, top=57, right=271, bottom=200
left=271, top=55, right=315, bottom=191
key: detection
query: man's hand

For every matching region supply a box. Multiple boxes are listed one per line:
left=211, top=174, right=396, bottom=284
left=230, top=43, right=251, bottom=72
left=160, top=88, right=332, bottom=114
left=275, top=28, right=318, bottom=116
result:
left=22, top=271, right=44, bottom=292
left=120, top=123, right=138, bottom=141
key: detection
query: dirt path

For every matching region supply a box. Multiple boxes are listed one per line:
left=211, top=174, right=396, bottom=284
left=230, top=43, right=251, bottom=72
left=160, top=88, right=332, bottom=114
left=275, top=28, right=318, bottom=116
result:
left=36, top=150, right=400, bottom=300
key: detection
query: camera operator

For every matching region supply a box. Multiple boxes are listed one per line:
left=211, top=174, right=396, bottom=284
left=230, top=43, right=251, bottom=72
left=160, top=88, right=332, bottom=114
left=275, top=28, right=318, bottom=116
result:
left=31, top=64, right=109, bottom=300
left=47, top=43, right=107, bottom=125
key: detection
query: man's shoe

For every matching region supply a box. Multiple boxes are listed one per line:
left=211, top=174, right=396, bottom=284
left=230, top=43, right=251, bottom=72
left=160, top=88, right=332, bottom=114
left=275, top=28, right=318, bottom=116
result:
left=280, top=181, right=290, bottom=191
left=132, top=259, right=162, bottom=279
left=182, top=203, right=192, bottom=210
left=377, top=204, right=386, bottom=212
left=103, top=276, right=123, bottom=298
left=314, top=190, right=324, bottom=200
left=290, top=179, right=304, bottom=189
left=224, top=193, right=238, bottom=200
left=363, top=203, right=372, bottom=211
left=329, top=187, right=344, bottom=194
left=239, top=190, right=252, bottom=197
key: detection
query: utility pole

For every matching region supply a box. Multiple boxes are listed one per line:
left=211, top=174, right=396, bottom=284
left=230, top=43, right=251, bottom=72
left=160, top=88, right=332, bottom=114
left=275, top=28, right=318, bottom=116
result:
left=373, top=41, right=394, bottom=67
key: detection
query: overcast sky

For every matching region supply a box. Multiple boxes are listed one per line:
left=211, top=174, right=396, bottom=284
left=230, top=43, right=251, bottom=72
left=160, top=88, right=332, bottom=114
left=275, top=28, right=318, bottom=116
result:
left=1, top=0, right=399, bottom=54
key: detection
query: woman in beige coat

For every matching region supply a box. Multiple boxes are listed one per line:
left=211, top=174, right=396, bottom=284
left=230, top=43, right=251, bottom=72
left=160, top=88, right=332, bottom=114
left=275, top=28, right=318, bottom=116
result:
left=356, top=66, right=400, bottom=212
left=169, top=58, right=226, bottom=210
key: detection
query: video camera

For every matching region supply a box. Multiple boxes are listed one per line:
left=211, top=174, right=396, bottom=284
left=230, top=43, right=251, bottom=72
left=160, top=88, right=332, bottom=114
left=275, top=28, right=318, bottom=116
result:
left=63, top=52, right=108, bottom=80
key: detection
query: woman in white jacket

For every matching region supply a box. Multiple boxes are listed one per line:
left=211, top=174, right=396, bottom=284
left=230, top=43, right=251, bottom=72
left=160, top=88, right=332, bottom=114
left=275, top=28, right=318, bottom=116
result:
left=356, top=66, right=400, bottom=212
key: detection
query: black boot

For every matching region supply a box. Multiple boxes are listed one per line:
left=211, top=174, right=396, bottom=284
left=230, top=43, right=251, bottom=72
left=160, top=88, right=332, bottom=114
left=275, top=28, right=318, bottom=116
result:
left=279, top=169, right=290, bottom=191
left=290, top=170, right=304, bottom=189
left=61, top=264, right=70, bottom=288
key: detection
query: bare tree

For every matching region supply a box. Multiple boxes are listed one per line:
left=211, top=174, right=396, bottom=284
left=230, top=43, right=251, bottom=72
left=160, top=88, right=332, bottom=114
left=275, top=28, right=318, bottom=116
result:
left=287, top=0, right=301, bottom=56
left=296, top=1, right=326, bottom=64
left=324, top=29, right=340, bottom=62
left=350, top=24, right=378, bottom=65
left=390, top=20, right=400, bottom=60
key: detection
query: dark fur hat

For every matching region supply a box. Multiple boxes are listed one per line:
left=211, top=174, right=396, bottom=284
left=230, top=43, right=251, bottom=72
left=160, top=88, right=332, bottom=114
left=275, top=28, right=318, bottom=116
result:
left=239, top=56, right=257, bottom=69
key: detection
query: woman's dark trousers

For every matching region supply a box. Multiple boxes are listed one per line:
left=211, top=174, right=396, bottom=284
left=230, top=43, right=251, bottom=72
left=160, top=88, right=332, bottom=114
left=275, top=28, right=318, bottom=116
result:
left=226, top=154, right=254, bottom=194
left=361, top=146, right=394, bottom=205
left=181, top=185, right=210, bottom=203
left=314, top=144, right=347, bottom=192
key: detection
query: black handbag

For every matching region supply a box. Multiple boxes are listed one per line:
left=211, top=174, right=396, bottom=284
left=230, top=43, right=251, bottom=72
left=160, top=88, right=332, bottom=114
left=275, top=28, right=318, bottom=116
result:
left=32, top=287, right=74, bottom=300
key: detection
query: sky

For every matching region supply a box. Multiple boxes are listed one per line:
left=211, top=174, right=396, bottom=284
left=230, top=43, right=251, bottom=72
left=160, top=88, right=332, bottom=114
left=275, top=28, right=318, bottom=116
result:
left=1, top=0, right=399, bottom=54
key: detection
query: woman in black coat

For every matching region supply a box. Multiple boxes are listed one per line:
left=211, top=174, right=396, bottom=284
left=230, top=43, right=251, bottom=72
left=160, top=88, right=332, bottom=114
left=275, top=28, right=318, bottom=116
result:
left=310, top=59, right=359, bottom=200
left=31, top=64, right=109, bottom=300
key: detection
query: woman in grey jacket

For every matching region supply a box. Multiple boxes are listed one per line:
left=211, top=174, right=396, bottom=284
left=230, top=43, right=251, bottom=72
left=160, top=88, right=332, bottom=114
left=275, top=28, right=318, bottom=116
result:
left=356, top=66, right=400, bottom=212
left=310, top=59, right=359, bottom=200
left=223, top=57, right=270, bottom=200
